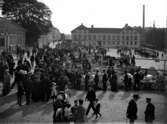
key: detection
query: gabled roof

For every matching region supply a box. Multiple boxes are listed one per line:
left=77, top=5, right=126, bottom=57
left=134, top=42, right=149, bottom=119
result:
left=71, top=24, right=87, bottom=33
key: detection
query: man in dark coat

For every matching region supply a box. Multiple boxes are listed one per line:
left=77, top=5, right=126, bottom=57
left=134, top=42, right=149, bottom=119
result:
left=102, top=70, right=108, bottom=91
left=133, top=71, right=141, bottom=90
left=85, top=72, right=90, bottom=91
left=94, top=70, right=99, bottom=90
left=85, top=87, right=96, bottom=116
left=145, top=98, right=155, bottom=124
left=126, top=94, right=140, bottom=124
left=109, top=71, right=118, bottom=92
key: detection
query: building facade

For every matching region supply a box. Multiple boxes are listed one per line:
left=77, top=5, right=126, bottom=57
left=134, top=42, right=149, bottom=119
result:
left=38, top=27, right=61, bottom=48
left=0, top=17, right=26, bottom=52
left=71, top=24, right=142, bottom=48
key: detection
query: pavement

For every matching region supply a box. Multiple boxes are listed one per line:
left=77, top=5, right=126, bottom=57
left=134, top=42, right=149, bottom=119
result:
left=0, top=89, right=167, bottom=124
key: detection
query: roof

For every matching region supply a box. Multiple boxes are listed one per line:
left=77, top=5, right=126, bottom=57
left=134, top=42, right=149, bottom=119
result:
left=88, top=28, right=121, bottom=33
left=71, top=24, right=87, bottom=33
left=0, top=17, right=26, bottom=33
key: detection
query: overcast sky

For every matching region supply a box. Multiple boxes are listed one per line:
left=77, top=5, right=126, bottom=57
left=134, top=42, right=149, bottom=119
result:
left=39, top=0, right=167, bottom=34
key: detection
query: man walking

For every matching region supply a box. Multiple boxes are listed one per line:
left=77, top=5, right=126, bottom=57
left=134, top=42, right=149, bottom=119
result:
left=85, top=87, right=96, bottom=116
left=85, top=72, right=90, bottom=91
left=94, top=70, right=99, bottom=90
left=145, top=98, right=155, bottom=124
left=133, top=70, right=141, bottom=90
left=102, top=70, right=108, bottom=91
left=126, top=94, right=140, bottom=124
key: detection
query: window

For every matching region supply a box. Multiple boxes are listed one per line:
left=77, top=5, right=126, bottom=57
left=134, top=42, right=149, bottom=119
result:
left=134, top=36, right=138, bottom=40
left=126, top=36, right=129, bottom=40
left=89, top=35, right=91, bottom=40
left=108, top=35, right=111, bottom=40
left=93, top=35, right=96, bottom=40
left=122, top=36, right=124, bottom=40
left=98, top=35, right=101, bottom=40
left=113, top=35, right=115, bottom=40
left=122, top=41, right=124, bottom=45
left=0, top=37, right=5, bottom=46
left=131, top=41, right=133, bottom=45
left=127, top=42, right=129, bottom=45
left=108, top=41, right=110, bottom=44
left=84, top=35, right=86, bottom=40
left=131, top=36, right=133, bottom=40
left=78, top=34, right=81, bottom=40
left=117, top=42, right=120, bottom=45
left=117, top=36, right=120, bottom=40
left=134, top=42, right=137, bottom=45
left=103, top=35, right=106, bottom=40
left=113, top=41, right=115, bottom=45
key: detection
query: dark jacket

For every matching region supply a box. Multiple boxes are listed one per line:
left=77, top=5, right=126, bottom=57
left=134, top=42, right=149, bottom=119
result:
left=102, top=73, right=108, bottom=82
left=94, top=74, right=99, bottom=84
left=127, top=99, right=138, bottom=120
left=145, top=103, right=155, bottom=122
left=86, top=90, right=96, bottom=102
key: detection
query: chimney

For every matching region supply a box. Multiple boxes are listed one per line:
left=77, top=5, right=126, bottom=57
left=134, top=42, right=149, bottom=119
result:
left=143, top=4, right=145, bottom=29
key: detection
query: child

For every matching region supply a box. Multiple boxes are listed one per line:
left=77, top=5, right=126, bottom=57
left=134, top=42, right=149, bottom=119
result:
left=71, top=100, right=78, bottom=122
left=94, top=98, right=102, bottom=119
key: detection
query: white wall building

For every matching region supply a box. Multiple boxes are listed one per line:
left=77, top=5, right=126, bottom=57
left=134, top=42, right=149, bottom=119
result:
left=71, top=24, right=142, bottom=48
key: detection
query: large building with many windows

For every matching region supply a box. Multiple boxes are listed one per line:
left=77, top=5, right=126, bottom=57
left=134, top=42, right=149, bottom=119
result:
left=71, top=24, right=142, bottom=48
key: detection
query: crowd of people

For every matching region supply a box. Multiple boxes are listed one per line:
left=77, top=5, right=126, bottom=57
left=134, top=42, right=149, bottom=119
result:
left=0, top=42, right=162, bottom=123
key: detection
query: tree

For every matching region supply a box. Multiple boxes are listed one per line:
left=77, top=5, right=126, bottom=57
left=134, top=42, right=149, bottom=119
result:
left=2, top=0, right=52, bottom=46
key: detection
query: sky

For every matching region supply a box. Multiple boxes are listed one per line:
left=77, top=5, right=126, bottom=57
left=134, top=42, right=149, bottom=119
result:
left=39, top=0, right=167, bottom=34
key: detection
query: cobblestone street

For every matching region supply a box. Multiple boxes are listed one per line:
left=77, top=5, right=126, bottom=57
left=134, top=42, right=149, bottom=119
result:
left=0, top=89, right=167, bottom=124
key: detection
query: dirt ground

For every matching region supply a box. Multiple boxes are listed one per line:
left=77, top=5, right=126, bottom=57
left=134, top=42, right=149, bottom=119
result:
left=0, top=89, right=167, bottom=124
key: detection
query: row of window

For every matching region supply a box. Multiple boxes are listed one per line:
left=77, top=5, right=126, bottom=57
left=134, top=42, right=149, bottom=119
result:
left=84, top=41, right=138, bottom=46
left=102, top=41, right=138, bottom=45
left=77, top=30, right=138, bottom=34
left=73, top=34, right=138, bottom=41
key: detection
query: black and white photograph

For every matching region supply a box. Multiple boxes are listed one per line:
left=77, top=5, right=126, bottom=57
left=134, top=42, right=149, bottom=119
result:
left=0, top=0, right=167, bottom=123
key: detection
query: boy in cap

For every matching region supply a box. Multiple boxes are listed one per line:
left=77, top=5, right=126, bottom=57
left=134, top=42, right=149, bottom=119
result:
left=145, top=98, right=155, bottom=124
left=126, top=94, right=140, bottom=124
